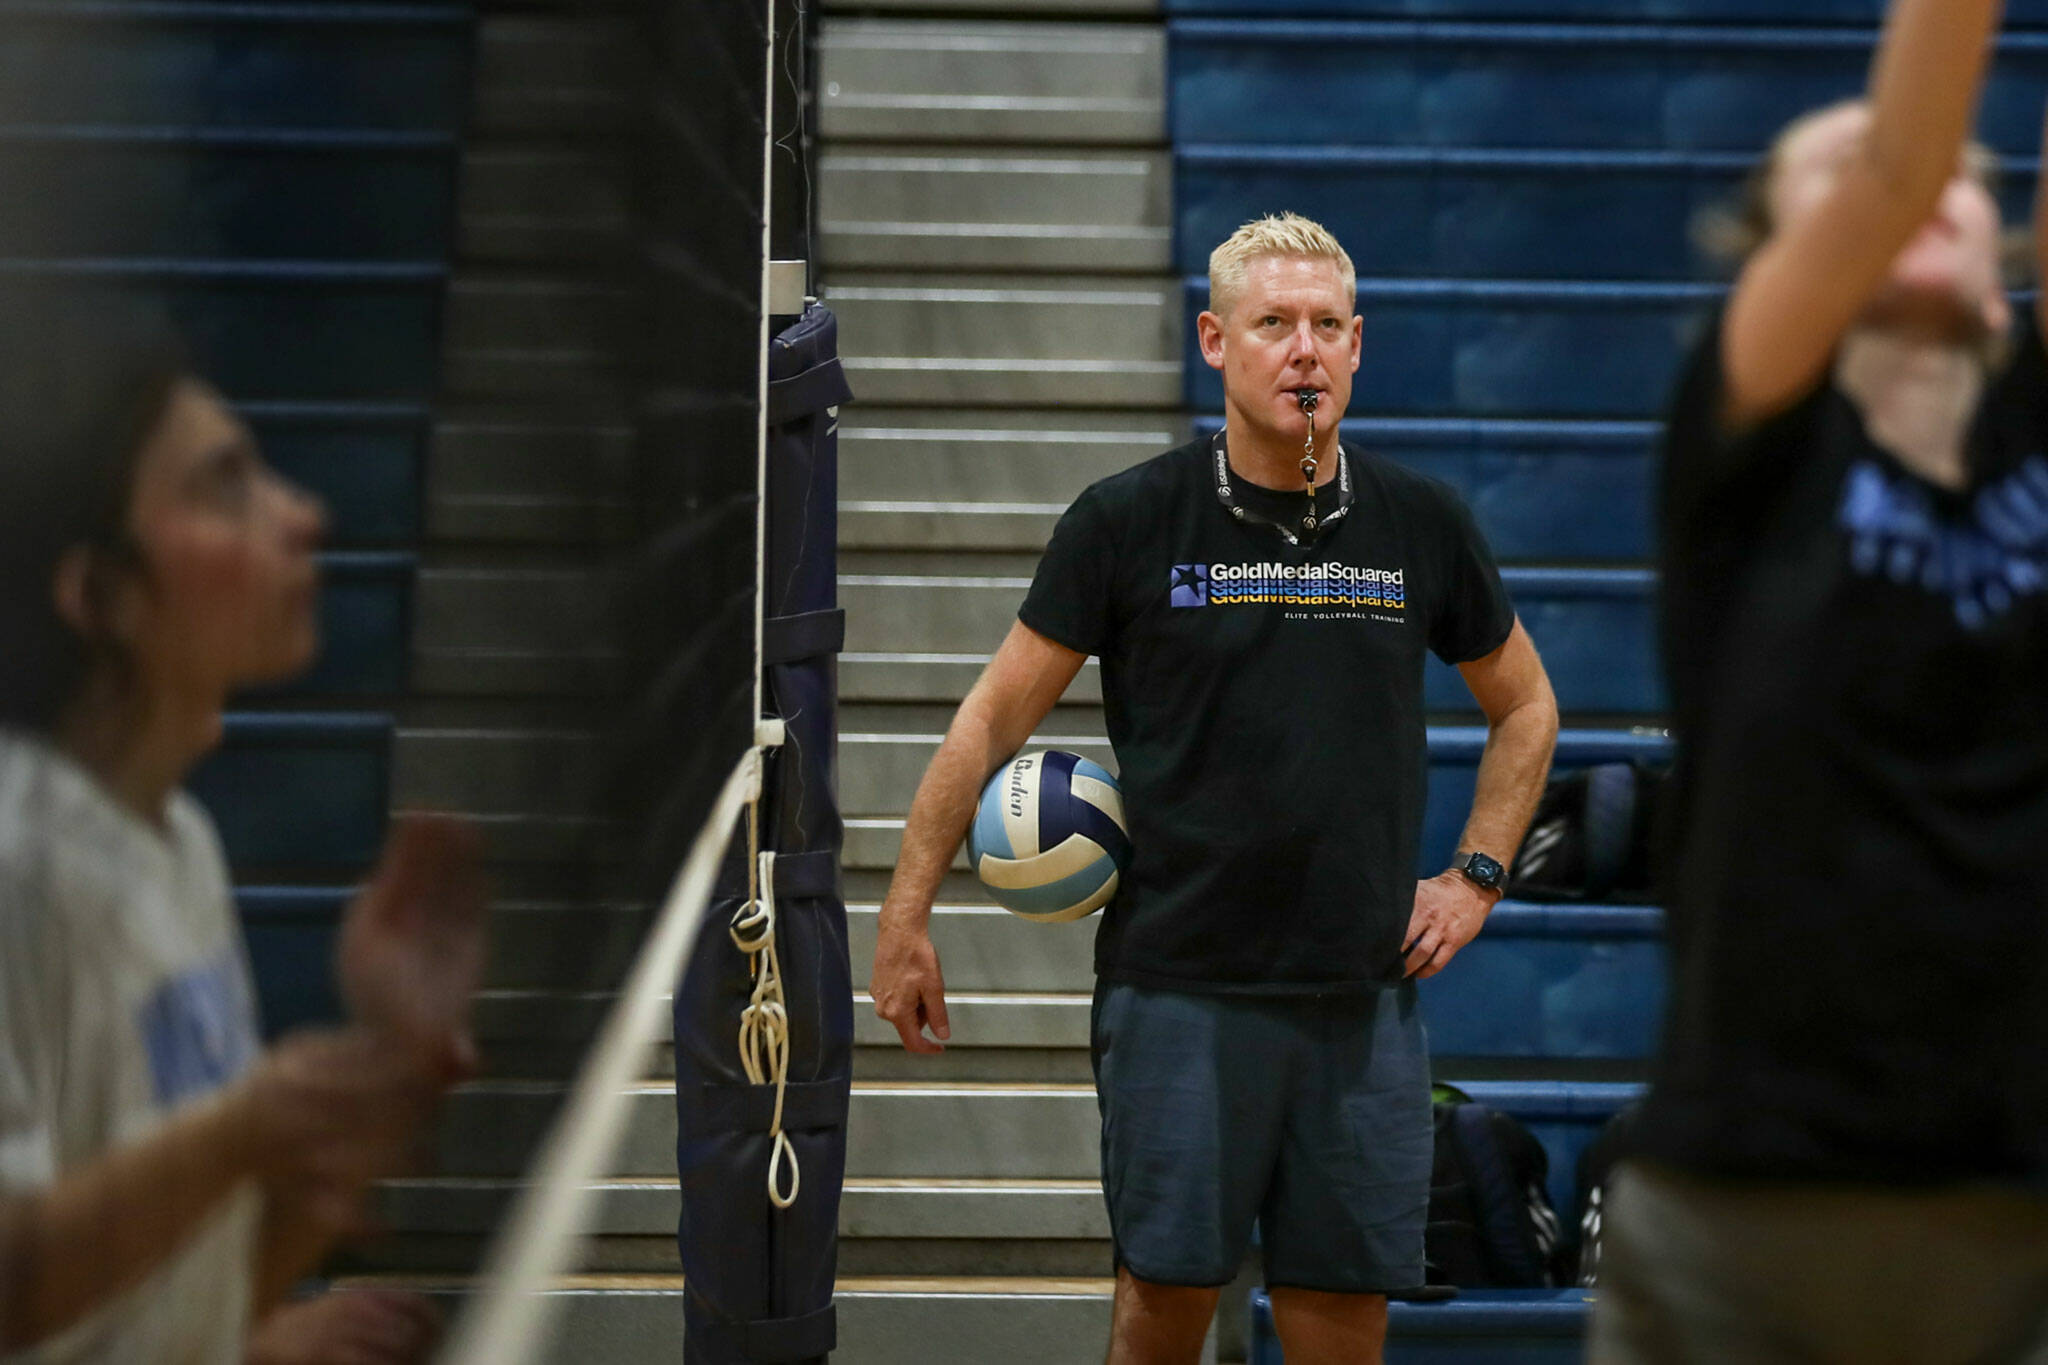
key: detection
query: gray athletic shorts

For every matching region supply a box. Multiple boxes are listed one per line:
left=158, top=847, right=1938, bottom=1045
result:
left=1090, top=978, right=1432, bottom=1293
left=1591, top=1160, right=2048, bottom=1365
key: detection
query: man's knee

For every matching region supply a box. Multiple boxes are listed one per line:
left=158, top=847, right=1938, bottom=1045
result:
left=1107, top=1269, right=1220, bottom=1365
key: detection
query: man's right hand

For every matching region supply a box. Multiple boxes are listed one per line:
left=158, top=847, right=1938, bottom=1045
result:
left=871, top=919, right=951, bottom=1054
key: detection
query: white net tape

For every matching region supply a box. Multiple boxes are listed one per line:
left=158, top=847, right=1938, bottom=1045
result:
left=436, top=747, right=763, bottom=1365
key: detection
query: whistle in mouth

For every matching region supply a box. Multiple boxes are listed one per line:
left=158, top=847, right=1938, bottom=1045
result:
left=1296, top=389, right=1319, bottom=417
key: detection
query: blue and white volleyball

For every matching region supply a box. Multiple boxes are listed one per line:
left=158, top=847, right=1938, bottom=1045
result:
left=968, top=750, right=1131, bottom=922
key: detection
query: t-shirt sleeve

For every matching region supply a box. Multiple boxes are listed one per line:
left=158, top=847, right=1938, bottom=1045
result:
left=1018, top=484, right=1120, bottom=657
left=1662, top=307, right=1827, bottom=529
left=1429, top=488, right=1517, bottom=665
left=0, top=865, right=59, bottom=1189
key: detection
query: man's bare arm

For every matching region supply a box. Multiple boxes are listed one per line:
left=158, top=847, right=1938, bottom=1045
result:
left=1402, top=622, right=1558, bottom=979
left=872, top=621, right=1087, bottom=1053
left=1453, top=620, right=1559, bottom=866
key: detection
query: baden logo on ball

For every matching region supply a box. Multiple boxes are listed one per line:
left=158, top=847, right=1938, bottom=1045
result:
left=968, top=750, right=1130, bottom=922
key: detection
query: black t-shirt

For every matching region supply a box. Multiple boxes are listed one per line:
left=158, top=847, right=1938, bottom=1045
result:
left=1640, top=312, right=2048, bottom=1185
left=1019, top=436, right=1515, bottom=993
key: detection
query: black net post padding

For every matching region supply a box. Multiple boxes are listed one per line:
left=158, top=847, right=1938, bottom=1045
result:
left=674, top=304, right=851, bottom=1364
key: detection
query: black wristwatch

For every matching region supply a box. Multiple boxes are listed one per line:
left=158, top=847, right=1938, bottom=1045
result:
left=1455, top=850, right=1506, bottom=894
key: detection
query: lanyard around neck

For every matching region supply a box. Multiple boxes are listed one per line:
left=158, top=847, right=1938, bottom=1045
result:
left=1210, top=430, right=1354, bottom=548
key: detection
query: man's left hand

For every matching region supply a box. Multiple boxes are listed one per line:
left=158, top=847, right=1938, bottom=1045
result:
left=1401, top=872, right=1498, bottom=979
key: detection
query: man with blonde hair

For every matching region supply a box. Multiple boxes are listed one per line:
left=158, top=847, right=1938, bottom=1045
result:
left=871, top=214, right=1558, bottom=1363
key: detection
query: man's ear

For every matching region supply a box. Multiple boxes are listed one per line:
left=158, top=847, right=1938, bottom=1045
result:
left=1196, top=310, right=1226, bottom=372
left=1350, top=314, right=1363, bottom=373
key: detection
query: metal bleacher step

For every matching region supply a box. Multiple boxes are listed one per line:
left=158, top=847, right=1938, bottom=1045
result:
left=430, top=1077, right=1639, bottom=1206
left=470, top=9, right=632, bottom=136
left=437, top=1079, right=1104, bottom=1180
left=441, top=268, right=632, bottom=401
left=340, top=1274, right=1129, bottom=1365
left=819, top=19, right=1165, bottom=144
left=825, top=272, right=1182, bottom=408
left=839, top=407, right=1185, bottom=554
left=426, top=416, right=634, bottom=546
left=364, top=1175, right=1112, bottom=1275
left=457, top=142, right=629, bottom=267
left=821, top=146, right=1171, bottom=273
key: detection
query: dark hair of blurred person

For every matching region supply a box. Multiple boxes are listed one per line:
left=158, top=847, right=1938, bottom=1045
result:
left=0, top=287, right=483, bottom=1364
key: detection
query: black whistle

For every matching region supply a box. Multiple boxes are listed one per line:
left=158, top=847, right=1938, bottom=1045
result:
left=1296, top=390, right=1319, bottom=418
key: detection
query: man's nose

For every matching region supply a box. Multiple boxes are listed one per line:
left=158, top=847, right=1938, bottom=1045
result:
left=1285, top=321, right=1318, bottom=362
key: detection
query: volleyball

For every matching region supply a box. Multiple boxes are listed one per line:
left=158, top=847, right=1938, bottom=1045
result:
left=968, top=750, right=1131, bottom=922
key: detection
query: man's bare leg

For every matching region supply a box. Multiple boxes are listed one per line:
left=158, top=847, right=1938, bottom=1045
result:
left=1104, top=1268, right=1220, bottom=1365
left=1268, top=1287, right=1389, bottom=1365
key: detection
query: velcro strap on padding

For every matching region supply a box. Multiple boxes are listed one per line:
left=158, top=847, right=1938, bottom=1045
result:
left=767, top=849, right=839, bottom=899
left=763, top=608, right=845, bottom=665
left=696, top=1304, right=838, bottom=1362
left=714, top=848, right=841, bottom=901
left=694, top=1076, right=849, bottom=1132
left=767, top=358, right=852, bottom=426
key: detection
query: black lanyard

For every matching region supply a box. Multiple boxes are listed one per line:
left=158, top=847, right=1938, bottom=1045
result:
left=1210, top=430, right=1354, bottom=547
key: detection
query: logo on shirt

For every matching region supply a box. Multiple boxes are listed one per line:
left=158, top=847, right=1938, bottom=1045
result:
left=1838, top=456, right=2048, bottom=628
left=138, top=953, right=257, bottom=1108
left=1169, top=560, right=1406, bottom=612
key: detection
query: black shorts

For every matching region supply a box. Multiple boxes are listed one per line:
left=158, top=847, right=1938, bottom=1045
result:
left=1090, top=978, right=1432, bottom=1292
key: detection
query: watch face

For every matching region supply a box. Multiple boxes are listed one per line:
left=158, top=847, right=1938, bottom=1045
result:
left=1467, top=853, right=1505, bottom=888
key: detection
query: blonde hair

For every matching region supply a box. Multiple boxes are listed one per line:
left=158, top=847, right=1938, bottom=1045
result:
left=1207, top=213, right=1357, bottom=320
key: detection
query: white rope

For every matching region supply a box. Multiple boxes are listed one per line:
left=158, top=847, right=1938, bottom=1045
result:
left=436, top=748, right=762, bottom=1365
left=730, top=848, right=799, bottom=1208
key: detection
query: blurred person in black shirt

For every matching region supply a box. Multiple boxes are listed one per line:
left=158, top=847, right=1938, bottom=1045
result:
left=1592, top=0, right=2048, bottom=1360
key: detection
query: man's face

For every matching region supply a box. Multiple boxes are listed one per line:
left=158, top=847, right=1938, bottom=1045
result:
left=1197, top=255, right=1362, bottom=449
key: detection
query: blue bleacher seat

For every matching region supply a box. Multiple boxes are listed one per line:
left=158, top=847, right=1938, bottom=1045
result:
left=1169, top=22, right=2048, bottom=154
left=0, top=4, right=473, bottom=132
left=1172, top=0, right=2048, bottom=21
left=1421, top=567, right=1661, bottom=716
left=257, top=551, right=414, bottom=698
left=1177, top=146, right=2040, bottom=281
left=2, top=260, right=447, bottom=401
left=1425, top=728, right=1668, bottom=872
left=0, top=129, right=460, bottom=261
left=192, top=712, right=392, bottom=869
left=236, top=885, right=349, bottom=1036
left=1251, top=1287, right=1596, bottom=1364
left=1193, top=416, right=1657, bottom=561
left=1185, top=279, right=1719, bottom=417
left=242, top=402, right=427, bottom=543
left=1421, top=903, right=1665, bottom=1060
